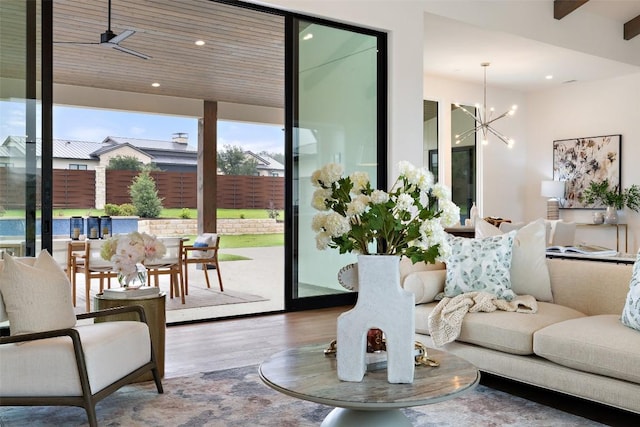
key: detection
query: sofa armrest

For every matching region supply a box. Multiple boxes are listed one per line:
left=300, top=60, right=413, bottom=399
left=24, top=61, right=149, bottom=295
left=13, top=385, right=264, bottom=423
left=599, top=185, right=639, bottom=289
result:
left=0, top=326, right=81, bottom=345
left=403, top=269, right=446, bottom=304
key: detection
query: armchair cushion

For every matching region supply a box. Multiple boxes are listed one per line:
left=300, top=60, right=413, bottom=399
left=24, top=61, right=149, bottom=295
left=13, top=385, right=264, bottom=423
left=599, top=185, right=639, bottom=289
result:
left=0, top=321, right=150, bottom=396
left=0, top=250, right=76, bottom=335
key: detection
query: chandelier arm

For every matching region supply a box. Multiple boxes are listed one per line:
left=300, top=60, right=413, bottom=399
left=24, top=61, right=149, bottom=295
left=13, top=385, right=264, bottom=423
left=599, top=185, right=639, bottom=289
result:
left=485, top=110, right=512, bottom=126
left=456, top=105, right=480, bottom=121
left=486, top=126, right=512, bottom=146
left=456, top=126, right=483, bottom=140
left=455, top=131, right=477, bottom=145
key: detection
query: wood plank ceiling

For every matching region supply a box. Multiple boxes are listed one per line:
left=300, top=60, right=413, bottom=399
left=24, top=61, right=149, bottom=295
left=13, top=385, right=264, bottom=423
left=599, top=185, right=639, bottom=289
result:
left=554, top=0, right=640, bottom=40
left=52, top=0, right=285, bottom=108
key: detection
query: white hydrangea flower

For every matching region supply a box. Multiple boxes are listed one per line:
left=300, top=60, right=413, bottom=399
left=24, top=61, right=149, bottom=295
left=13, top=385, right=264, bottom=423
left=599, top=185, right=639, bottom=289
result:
left=419, top=220, right=446, bottom=246
left=395, top=193, right=414, bottom=212
left=320, top=163, right=343, bottom=185
left=324, top=212, right=351, bottom=237
left=439, top=199, right=461, bottom=227
left=346, top=198, right=367, bottom=217
left=349, top=171, right=370, bottom=193
left=315, top=231, right=332, bottom=250
left=311, top=214, right=326, bottom=232
left=416, top=169, right=435, bottom=192
left=432, top=182, right=451, bottom=200
left=436, top=239, right=451, bottom=262
left=398, top=161, right=414, bottom=177
left=310, top=169, right=323, bottom=187
left=311, top=188, right=331, bottom=211
left=370, top=189, right=389, bottom=204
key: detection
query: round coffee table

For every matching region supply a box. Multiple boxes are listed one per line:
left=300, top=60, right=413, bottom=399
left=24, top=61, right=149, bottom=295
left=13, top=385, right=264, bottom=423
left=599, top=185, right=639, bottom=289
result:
left=259, top=343, right=479, bottom=427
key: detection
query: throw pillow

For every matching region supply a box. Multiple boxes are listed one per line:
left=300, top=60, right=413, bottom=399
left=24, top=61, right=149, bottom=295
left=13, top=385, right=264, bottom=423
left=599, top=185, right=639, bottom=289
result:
left=444, top=231, right=517, bottom=301
left=191, top=233, right=216, bottom=258
left=0, top=250, right=76, bottom=335
left=475, top=218, right=553, bottom=302
left=621, top=252, right=640, bottom=332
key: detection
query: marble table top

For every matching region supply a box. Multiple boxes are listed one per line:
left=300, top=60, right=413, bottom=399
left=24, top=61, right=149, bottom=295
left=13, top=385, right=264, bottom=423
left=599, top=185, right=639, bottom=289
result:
left=259, top=343, right=479, bottom=410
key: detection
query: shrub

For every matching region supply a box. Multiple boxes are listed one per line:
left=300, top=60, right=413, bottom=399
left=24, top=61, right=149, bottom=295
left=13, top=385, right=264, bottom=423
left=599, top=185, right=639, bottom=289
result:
left=104, top=203, right=138, bottom=216
left=179, top=208, right=192, bottom=219
left=129, top=171, right=163, bottom=218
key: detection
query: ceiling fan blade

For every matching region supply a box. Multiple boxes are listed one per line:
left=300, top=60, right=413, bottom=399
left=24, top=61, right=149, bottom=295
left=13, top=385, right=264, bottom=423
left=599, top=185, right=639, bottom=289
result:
left=112, top=44, right=151, bottom=60
left=109, top=29, right=135, bottom=44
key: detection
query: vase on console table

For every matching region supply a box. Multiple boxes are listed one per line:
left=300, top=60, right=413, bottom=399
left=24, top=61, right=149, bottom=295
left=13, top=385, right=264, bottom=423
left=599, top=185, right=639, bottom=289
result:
left=336, top=255, right=415, bottom=384
left=604, top=206, right=619, bottom=224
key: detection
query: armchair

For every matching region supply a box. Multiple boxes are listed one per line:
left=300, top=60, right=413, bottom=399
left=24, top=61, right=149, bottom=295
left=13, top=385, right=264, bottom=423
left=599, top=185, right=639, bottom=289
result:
left=0, top=252, right=163, bottom=427
left=182, top=233, right=223, bottom=304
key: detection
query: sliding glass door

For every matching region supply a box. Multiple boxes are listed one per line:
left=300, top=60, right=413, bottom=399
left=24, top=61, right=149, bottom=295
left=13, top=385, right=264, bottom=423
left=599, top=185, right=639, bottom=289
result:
left=286, top=17, right=386, bottom=310
left=0, top=0, right=48, bottom=258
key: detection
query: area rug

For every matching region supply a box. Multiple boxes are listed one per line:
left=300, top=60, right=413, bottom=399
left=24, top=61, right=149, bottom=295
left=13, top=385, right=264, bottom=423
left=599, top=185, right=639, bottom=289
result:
left=0, top=365, right=604, bottom=426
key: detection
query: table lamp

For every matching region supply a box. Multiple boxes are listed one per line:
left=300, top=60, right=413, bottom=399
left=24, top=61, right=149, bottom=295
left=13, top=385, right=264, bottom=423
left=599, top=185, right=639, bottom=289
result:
left=541, top=180, right=565, bottom=220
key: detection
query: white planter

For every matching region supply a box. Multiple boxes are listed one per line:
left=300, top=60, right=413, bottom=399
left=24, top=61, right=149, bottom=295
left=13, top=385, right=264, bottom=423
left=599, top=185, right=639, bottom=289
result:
left=336, top=255, right=415, bottom=383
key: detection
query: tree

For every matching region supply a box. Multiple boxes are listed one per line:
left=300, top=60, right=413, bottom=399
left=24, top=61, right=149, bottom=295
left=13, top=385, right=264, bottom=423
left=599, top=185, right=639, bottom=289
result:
left=107, top=155, right=144, bottom=171
left=129, top=170, right=163, bottom=218
left=217, top=144, right=258, bottom=175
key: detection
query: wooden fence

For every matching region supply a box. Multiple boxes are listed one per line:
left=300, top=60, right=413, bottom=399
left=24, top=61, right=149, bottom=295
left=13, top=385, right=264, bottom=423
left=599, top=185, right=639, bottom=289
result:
left=0, top=168, right=284, bottom=210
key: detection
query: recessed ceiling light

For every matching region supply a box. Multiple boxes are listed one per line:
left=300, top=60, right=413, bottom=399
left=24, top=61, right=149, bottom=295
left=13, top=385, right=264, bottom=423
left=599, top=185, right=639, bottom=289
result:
left=195, top=40, right=205, bottom=46
left=151, top=82, right=160, bottom=87
left=303, top=33, right=313, bottom=40
left=545, top=75, right=553, bottom=80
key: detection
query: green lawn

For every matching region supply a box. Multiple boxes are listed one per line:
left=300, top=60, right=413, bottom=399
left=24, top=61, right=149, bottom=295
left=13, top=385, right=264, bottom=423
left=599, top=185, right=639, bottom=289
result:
left=183, top=233, right=283, bottom=248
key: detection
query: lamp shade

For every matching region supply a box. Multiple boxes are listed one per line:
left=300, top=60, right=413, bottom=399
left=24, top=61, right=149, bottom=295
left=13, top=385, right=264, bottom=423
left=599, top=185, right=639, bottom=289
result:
left=540, top=180, right=565, bottom=199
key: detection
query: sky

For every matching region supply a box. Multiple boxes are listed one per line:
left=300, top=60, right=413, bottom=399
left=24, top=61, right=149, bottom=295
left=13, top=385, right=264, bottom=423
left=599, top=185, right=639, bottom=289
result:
left=0, top=103, right=285, bottom=155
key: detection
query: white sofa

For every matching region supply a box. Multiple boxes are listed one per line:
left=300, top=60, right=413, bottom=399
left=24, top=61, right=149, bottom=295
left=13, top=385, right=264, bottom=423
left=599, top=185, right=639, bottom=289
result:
left=402, top=257, right=640, bottom=414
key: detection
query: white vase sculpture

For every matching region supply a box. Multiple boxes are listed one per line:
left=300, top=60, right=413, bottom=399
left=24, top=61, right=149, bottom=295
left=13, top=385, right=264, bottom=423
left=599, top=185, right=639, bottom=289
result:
left=336, top=255, right=415, bottom=383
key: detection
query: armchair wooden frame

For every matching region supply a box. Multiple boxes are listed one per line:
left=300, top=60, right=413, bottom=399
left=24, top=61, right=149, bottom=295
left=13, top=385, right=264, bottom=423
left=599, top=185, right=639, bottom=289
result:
left=0, top=305, right=163, bottom=427
left=182, top=234, right=223, bottom=304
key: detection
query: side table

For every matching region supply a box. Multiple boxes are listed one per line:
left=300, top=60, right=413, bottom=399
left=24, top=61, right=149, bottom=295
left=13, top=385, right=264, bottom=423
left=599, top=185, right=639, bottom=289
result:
left=94, top=292, right=166, bottom=382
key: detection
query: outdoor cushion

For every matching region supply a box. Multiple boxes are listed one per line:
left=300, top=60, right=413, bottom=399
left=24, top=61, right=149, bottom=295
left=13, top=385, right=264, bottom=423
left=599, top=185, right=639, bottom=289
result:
left=190, top=234, right=217, bottom=258
left=534, top=315, right=640, bottom=384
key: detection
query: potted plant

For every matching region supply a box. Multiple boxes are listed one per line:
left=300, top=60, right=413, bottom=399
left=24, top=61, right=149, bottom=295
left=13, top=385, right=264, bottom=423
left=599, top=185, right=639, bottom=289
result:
left=580, top=179, right=640, bottom=223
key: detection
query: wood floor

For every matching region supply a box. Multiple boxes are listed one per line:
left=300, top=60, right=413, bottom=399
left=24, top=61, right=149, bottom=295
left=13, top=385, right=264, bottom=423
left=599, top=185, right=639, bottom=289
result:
left=165, top=306, right=344, bottom=378
left=164, top=306, right=639, bottom=426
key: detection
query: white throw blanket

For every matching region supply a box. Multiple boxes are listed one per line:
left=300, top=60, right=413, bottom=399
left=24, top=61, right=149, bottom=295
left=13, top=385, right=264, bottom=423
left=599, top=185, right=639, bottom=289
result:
left=428, top=291, right=538, bottom=347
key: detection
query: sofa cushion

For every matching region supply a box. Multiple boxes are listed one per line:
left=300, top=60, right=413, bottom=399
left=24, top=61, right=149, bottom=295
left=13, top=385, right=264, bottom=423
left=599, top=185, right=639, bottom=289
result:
left=444, top=231, right=516, bottom=301
left=416, top=301, right=585, bottom=355
left=621, top=252, right=640, bottom=331
left=0, top=321, right=151, bottom=396
left=0, top=251, right=76, bottom=335
left=476, top=218, right=553, bottom=302
left=534, top=315, right=640, bottom=384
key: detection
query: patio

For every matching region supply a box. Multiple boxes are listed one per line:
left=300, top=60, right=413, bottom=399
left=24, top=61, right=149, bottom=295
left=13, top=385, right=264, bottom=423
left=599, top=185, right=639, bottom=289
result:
left=70, top=246, right=284, bottom=324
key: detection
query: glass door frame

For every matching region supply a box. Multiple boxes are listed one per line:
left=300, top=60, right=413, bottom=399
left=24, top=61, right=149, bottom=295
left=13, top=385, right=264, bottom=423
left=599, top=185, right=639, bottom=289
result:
left=284, top=14, right=388, bottom=311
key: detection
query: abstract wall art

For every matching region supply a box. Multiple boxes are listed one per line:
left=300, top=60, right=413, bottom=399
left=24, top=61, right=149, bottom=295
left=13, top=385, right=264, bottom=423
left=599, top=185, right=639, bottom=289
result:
left=552, top=134, right=621, bottom=209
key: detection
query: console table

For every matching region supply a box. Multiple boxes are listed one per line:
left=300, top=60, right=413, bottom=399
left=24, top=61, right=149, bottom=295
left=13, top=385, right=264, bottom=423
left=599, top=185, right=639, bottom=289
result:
left=576, top=223, right=627, bottom=252
left=259, top=343, right=479, bottom=427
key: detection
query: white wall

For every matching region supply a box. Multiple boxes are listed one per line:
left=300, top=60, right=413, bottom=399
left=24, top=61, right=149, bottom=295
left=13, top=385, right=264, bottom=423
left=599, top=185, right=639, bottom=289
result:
left=525, top=72, right=640, bottom=252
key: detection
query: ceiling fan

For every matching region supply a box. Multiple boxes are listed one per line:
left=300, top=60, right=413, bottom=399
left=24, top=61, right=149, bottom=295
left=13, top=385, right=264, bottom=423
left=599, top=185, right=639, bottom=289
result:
left=54, top=0, right=150, bottom=60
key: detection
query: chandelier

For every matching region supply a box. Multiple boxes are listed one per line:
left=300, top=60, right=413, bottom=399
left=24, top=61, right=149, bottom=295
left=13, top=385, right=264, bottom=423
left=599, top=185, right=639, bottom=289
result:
left=454, top=62, right=517, bottom=147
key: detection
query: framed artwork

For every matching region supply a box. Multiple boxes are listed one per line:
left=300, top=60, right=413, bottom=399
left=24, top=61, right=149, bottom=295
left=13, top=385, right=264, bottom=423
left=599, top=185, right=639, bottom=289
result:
left=553, top=134, right=621, bottom=208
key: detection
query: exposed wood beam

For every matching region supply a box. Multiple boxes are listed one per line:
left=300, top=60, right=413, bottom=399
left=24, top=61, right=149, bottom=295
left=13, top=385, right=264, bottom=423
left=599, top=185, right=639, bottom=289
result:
left=624, top=14, right=640, bottom=40
left=554, top=0, right=589, bottom=20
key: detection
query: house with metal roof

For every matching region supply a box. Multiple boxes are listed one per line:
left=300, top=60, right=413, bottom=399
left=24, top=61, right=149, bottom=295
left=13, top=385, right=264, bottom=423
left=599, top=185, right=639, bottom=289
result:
left=0, top=134, right=284, bottom=176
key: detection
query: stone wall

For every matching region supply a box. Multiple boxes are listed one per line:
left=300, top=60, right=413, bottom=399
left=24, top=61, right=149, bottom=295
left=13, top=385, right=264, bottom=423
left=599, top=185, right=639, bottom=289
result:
left=138, top=218, right=283, bottom=236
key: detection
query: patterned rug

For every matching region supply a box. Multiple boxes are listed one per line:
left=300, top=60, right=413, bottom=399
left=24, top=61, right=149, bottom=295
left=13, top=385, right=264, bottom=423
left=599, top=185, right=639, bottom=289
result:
left=0, top=365, right=604, bottom=426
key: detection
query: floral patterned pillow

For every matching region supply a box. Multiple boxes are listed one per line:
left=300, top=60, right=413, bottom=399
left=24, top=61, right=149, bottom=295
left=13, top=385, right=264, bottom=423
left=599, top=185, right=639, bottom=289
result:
left=444, top=231, right=517, bottom=301
left=621, top=252, right=640, bottom=332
